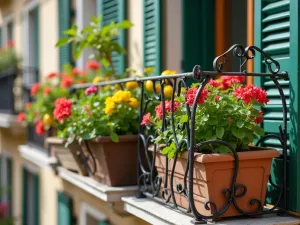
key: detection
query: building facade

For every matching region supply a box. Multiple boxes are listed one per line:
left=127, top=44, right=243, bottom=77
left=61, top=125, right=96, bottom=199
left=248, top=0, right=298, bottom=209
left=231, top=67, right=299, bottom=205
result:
left=0, top=0, right=299, bottom=225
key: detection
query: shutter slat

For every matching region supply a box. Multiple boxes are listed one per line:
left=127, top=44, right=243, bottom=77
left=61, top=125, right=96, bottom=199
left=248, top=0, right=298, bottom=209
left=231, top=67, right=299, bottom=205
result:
left=263, top=42, right=289, bottom=54
left=262, top=21, right=290, bottom=32
left=262, top=0, right=290, bottom=14
left=262, top=11, right=290, bottom=23
left=262, top=32, right=289, bottom=42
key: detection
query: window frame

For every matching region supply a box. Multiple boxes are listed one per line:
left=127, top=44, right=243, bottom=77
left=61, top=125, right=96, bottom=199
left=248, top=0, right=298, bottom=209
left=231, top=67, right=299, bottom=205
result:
left=79, top=202, right=108, bottom=225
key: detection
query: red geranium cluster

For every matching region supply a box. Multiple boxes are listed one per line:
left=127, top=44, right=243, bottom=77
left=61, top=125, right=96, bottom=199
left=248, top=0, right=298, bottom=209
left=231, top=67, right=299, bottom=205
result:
left=46, top=72, right=57, bottom=79
left=186, top=87, right=208, bottom=106
left=155, top=100, right=180, bottom=119
left=234, top=85, right=269, bottom=104
left=255, top=110, right=264, bottom=125
left=61, top=75, right=74, bottom=88
left=30, top=83, right=40, bottom=96
left=18, top=112, right=26, bottom=123
left=141, top=112, right=151, bottom=125
left=86, top=60, right=100, bottom=70
left=43, top=87, right=51, bottom=95
left=220, top=76, right=245, bottom=90
left=35, top=121, right=46, bottom=136
left=208, top=79, right=221, bottom=88
left=53, top=98, right=72, bottom=122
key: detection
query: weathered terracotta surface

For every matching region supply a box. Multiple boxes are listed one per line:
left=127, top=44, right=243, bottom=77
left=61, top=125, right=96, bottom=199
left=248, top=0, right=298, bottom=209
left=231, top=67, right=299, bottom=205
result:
left=153, top=147, right=279, bottom=217
left=46, top=137, right=88, bottom=175
left=87, top=135, right=138, bottom=186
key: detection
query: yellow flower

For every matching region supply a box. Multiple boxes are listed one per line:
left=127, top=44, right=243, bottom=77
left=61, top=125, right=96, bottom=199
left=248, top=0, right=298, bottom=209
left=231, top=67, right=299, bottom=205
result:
left=144, top=67, right=155, bottom=74
left=93, top=76, right=102, bottom=84
left=104, top=98, right=116, bottom=116
left=125, top=81, right=139, bottom=90
left=161, top=70, right=177, bottom=76
left=128, top=98, right=138, bottom=108
left=112, top=90, right=131, bottom=103
left=163, top=85, right=173, bottom=98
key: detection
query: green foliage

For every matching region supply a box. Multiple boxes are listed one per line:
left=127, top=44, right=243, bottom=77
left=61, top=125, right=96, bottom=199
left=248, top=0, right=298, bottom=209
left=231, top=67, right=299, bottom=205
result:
left=56, top=15, right=133, bottom=79
left=0, top=48, right=17, bottom=72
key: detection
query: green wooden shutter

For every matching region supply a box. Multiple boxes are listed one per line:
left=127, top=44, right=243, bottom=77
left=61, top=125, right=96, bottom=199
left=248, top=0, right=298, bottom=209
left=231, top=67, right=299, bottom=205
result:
left=22, top=168, right=28, bottom=225
left=7, top=22, right=13, bottom=41
left=99, top=0, right=126, bottom=75
left=58, top=0, right=72, bottom=69
left=57, top=192, right=73, bottom=225
left=143, top=0, right=161, bottom=74
left=182, top=0, right=215, bottom=73
left=254, top=0, right=299, bottom=211
left=33, top=7, right=40, bottom=70
left=7, top=158, right=12, bottom=217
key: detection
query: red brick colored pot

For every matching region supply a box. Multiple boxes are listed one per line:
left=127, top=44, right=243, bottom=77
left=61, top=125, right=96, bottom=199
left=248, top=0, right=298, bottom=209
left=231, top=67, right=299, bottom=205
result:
left=153, top=147, right=279, bottom=217
left=46, top=137, right=88, bottom=175
left=86, top=135, right=138, bottom=186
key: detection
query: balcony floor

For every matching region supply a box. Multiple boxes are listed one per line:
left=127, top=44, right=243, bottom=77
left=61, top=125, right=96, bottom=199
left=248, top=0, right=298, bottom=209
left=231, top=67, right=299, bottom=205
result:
left=122, top=196, right=300, bottom=225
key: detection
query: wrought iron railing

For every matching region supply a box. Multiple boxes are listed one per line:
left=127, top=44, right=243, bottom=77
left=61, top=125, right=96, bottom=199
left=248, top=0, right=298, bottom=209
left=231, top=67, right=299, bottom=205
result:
left=22, top=67, right=48, bottom=153
left=71, top=44, right=288, bottom=223
left=0, top=67, right=18, bottom=114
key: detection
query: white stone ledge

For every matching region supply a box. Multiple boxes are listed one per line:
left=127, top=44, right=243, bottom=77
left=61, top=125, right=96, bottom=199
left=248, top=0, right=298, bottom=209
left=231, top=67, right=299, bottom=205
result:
left=58, top=167, right=138, bottom=203
left=122, top=196, right=300, bottom=225
left=19, top=144, right=56, bottom=169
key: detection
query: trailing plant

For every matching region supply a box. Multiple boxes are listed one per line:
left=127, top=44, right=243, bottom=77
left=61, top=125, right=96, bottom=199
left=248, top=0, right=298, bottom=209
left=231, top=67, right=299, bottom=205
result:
left=141, top=76, right=269, bottom=159
left=0, top=41, right=17, bottom=72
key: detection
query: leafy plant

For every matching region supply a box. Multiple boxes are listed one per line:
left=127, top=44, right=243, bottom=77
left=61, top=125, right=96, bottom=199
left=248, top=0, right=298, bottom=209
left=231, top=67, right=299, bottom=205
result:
left=141, top=76, right=269, bottom=159
left=0, top=41, right=17, bottom=72
left=56, top=15, right=133, bottom=80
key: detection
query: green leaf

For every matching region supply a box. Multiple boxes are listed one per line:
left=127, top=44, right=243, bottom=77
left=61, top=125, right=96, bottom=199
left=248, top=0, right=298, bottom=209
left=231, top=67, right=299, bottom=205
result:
left=253, top=125, right=265, bottom=136
left=101, top=58, right=110, bottom=68
left=64, top=28, right=77, bottom=36
left=162, top=146, right=171, bottom=154
left=180, top=114, right=188, bottom=124
left=237, top=121, right=244, bottom=128
left=216, top=127, right=224, bottom=139
left=110, top=132, right=119, bottom=142
left=118, top=20, right=133, bottom=29
left=214, top=145, right=231, bottom=153
left=55, top=37, right=70, bottom=47
left=231, top=127, right=245, bottom=139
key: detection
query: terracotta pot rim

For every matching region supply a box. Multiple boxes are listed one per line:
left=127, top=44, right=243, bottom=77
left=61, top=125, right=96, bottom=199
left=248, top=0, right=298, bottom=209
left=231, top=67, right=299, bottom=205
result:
left=91, top=134, right=138, bottom=143
left=150, top=146, right=280, bottom=163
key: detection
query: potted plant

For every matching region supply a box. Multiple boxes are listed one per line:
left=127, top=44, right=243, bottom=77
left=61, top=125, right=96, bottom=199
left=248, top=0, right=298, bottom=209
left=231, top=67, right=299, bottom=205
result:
left=141, top=75, right=279, bottom=217
left=17, top=63, right=98, bottom=175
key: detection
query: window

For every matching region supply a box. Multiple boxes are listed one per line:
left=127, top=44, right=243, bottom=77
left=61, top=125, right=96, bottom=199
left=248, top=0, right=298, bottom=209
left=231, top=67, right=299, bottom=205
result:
left=79, top=203, right=111, bottom=225
left=22, top=167, right=39, bottom=225
left=0, top=155, right=12, bottom=217
left=2, top=15, right=14, bottom=47
left=76, top=0, right=98, bottom=69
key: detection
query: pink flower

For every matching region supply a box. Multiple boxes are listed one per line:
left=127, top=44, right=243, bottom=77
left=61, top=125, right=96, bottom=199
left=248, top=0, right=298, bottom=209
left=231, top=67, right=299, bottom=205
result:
left=141, top=113, right=151, bottom=125
left=85, top=85, right=97, bottom=95
left=83, top=105, right=89, bottom=111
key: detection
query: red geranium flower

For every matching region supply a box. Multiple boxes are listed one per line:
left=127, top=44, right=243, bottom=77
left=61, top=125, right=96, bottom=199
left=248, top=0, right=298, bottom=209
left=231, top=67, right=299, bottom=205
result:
left=208, top=79, right=221, bottom=88
left=85, top=85, right=97, bottom=95
left=155, top=100, right=180, bottom=119
left=141, top=113, right=152, bottom=125
left=35, top=121, right=46, bottom=136
left=7, top=40, right=14, bottom=48
left=86, top=60, right=100, bottom=70
left=72, top=68, right=81, bottom=76
left=46, top=72, right=57, bottom=79
left=186, top=87, right=208, bottom=106
left=53, top=98, right=72, bottom=122
left=255, top=110, right=264, bottom=125
left=43, top=87, right=51, bottom=95
left=220, top=76, right=245, bottom=90
left=18, top=113, right=26, bottom=123
left=81, top=71, right=87, bottom=76
left=30, top=83, right=40, bottom=96
left=25, top=102, right=31, bottom=109
left=61, top=76, right=74, bottom=88
left=234, top=85, right=269, bottom=105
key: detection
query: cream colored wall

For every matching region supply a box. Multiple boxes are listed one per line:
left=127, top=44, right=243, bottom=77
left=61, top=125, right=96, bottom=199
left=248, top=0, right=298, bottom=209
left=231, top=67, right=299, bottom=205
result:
left=39, top=0, right=59, bottom=80
left=127, top=0, right=144, bottom=76
left=62, top=180, right=149, bottom=225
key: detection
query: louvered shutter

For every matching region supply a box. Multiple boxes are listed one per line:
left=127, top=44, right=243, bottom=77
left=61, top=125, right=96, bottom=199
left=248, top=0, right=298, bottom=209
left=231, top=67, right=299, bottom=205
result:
left=57, top=192, right=73, bottom=225
left=7, top=22, right=13, bottom=41
left=99, top=0, right=126, bottom=75
left=143, top=0, right=161, bottom=74
left=182, top=0, right=215, bottom=73
left=33, top=7, right=39, bottom=70
left=58, top=0, right=72, bottom=69
left=254, top=0, right=300, bottom=211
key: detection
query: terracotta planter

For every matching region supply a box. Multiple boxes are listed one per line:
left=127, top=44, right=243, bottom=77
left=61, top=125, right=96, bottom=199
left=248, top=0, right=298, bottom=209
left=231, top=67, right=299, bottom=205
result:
left=86, top=135, right=138, bottom=186
left=153, top=147, right=279, bottom=217
left=46, top=137, right=88, bottom=175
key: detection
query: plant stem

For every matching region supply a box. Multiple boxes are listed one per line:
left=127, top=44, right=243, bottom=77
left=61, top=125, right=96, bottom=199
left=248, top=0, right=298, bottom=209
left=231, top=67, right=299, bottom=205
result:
left=105, top=52, right=117, bottom=80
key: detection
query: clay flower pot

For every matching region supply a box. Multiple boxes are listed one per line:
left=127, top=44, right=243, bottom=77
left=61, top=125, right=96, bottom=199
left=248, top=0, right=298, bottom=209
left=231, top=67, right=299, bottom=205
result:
left=86, top=135, right=138, bottom=186
left=46, top=137, right=88, bottom=175
left=153, top=147, right=279, bottom=217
